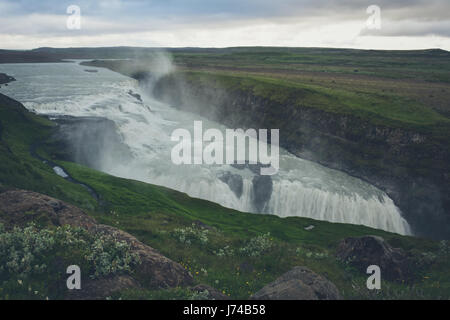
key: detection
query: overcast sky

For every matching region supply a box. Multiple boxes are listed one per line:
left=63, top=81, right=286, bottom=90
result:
left=0, top=0, right=449, bottom=50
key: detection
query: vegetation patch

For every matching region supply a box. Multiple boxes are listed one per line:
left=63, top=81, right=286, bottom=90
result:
left=0, top=223, right=140, bottom=300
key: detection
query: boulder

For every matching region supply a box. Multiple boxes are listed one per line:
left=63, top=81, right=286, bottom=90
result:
left=0, top=73, right=16, bottom=85
left=91, top=223, right=193, bottom=289
left=250, top=266, right=342, bottom=300
left=219, top=172, right=243, bottom=198
left=336, top=235, right=411, bottom=282
left=252, top=175, right=273, bottom=212
left=0, top=190, right=193, bottom=297
left=0, top=189, right=96, bottom=230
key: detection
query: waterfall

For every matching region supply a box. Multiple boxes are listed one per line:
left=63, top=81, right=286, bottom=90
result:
left=116, top=162, right=411, bottom=235
left=266, top=180, right=411, bottom=235
left=1, top=61, right=412, bottom=236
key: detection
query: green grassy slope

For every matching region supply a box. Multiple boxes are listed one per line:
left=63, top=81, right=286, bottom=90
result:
left=0, top=93, right=449, bottom=299
left=179, top=71, right=450, bottom=135
left=0, top=94, right=97, bottom=210
left=172, top=47, right=450, bottom=83
left=171, top=48, right=450, bottom=138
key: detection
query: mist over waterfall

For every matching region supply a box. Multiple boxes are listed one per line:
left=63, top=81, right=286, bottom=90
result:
left=0, top=59, right=411, bottom=236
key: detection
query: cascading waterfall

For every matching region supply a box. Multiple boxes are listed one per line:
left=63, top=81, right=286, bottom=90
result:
left=0, top=61, right=412, bottom=236
left=266, top=180, right=410, bottom=234
left=131, top=169, right=410, bottom=235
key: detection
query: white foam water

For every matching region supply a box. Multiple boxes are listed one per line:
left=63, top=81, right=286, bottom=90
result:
left=0, top=61, right=411, bottom=235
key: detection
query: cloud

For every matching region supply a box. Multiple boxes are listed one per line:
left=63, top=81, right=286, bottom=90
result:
left=360, top=19, right=450, bottom=37
left=0, top=0, right=449, bottom=49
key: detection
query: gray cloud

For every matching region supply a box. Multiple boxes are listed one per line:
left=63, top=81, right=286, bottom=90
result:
left=360, top=19, right=450, bottom=37
left=2, top=0, right=450, bottom=20
left=0, top=0, right=449, bottom=49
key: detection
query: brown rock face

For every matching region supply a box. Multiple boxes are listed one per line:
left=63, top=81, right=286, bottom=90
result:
left=90, top=223, right=194, bottom=289
left=250, top=266, right=342, bottom=300
left=336, top=235, right=411, bottom=282
left=0, top=189, right=193, bottom=298
left=0, top=189, right=96, bottom=230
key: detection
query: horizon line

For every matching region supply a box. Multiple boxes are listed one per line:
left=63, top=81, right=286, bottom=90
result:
left=1, top=45, right=449, bottom=53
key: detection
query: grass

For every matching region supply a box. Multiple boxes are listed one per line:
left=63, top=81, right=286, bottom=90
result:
left=171, top=47, right=450, bottom=83
left=173, top=48, right=449, bottom=138
left=180, top=71, right=450, bottom=132
left=0, top=94, right=97, bottom=211
left=1, top=93, right=449, bottom=299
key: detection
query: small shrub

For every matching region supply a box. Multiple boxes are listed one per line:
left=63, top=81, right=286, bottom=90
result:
left=296, top=247, right=329, bottom=260
left=239, top=233, right=273, bottom=257
left=189, top=289, right=210, bottom=300
left=172, top=224, right=209, bottom=246
left=0, top=223, right=140, bottom=299
left=85, top=233, right=141, bottom=279
left=213, top=245, right=234, bottom=257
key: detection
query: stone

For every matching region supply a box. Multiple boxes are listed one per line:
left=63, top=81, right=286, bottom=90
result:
left=336, top=235, right=411, bottom=282
left=250, top=266, right=342, bottom=300
left=219, top=171, right=243, bottom=198
left=0, top=189, right=194, bottom=297
left=252, top=175, right=273, bottom=212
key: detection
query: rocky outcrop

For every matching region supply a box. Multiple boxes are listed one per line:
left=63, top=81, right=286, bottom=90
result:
left=219, top=166, right=274, bottom=211
left=251, top=175, right=273, bottom=212
left=0, top=189, right=95, bottom=230
left=0, top=189, right=194, bottom=298
left=51, top=116, right=133, bottom=172
left=0, top=73, right=16, bottom=86
left=219, top=172, right=243, bottom=198
left=128, top=90, right=142, bottom=102
left=336, top=235, right=412, bottom=282
left=250, top=266, right=342, bottom=300
left=90, top=223, right=194, bottom=289
left=228, top=163, right=274, bottom=211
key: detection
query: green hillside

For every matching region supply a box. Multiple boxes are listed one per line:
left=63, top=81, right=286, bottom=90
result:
left=0, top=93, right=449, bottom=299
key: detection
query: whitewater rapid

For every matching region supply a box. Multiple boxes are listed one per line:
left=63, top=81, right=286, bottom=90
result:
left=0, top=61, right=411, bottom=235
